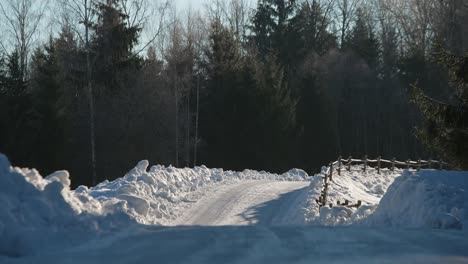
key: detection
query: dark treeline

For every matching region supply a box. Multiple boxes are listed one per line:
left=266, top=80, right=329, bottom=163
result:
left=0, top=0, right=467, bottom=186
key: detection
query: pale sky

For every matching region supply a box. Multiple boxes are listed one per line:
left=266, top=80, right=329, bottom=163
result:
left=174, top=0, right=206, bottom=10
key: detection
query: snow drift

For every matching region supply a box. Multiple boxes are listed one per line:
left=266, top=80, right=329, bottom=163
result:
left=364, top=170, right=467, bottom=230
left=0, top=153, right=309, bottom=257
left=305, top=166, right=468, bottom=231
left=304, top=166, right=402, bottom=226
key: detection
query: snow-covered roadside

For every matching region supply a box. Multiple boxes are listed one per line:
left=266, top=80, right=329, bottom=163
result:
left=304, top=166, right=402, bottom=225
left=364, top=170, right=467, bottom=230
left=304, top=165, right=468, bottom=231
left=88, top=163, right=309, bottom=225
left=2, top=149, right=467, bottom=261
left=0, top=153, right=309, bottom=257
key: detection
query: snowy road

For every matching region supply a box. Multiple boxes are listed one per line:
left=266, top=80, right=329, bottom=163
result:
left=175, top=181, right=310, bottom=226
left=2, top=154, right=468, bottom=264
left=4, top=225, right=467, bottom=264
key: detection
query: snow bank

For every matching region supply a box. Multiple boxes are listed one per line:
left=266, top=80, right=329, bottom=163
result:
left=0, top=153, right=309, bottom=257
left=304, top=166, right=401, bottom=226
left=0, top=154, right=133, bottom=257
left=305, top=166, right=468, bottom=231
left=364, top=170, right=468, bottom=230
left=86, top=162, right=309, bottom=225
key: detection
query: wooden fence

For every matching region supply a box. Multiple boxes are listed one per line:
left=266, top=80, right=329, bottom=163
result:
left=316, top=156, right=448, bottom=209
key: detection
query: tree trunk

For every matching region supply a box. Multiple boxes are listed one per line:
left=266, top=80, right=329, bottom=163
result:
left=85, top=0, right=97, bottom=186
left=186, top=82, right=191, bottom=167
left=194, top=75, right=200, bottom=167
left=174, top=70, right=179, bottom=167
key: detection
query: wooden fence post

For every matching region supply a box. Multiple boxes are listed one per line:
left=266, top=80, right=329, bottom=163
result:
left=323, top=182, right=328, bottom=207
left=440, top=160, right=443, bottom=170
left=407, top=159, right=410, bottom=169
left=391, top=157, right=395, bottom=172
left=348, top=156, right=352, bottom=171
left=377, top=156, right=381, bottom=174
left=329, top=162, right=334, bottom=181
left=363, top=155, right=368, bottom=172
left=428, top=158, right=432, bottom=169
left=417, top=159, right=421, bottom=171
left=338, top=156, right=342, bottom=175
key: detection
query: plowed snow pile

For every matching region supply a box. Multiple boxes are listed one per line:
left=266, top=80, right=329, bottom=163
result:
left=1, top=149, right=467, bottom=261
left=304, top=166, right=402, bottom=225
left=0, top=153, right=309, bottom=257
left=364, top=170, right=467, bottom=230
left=305, top=166, right=467, bottom=231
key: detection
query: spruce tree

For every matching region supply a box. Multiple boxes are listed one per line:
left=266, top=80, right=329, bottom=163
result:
left=0, top=55, right=8, bottom=154
left=92, top=0, right=141, bottom=92
left=346, top=8, right=380, bottom=69
left=251, top=55, right=297, bottom=171
left=29, top=37, right=65, bottom=171
left=0, top=50, right=32, bottom=165
left=292, top=1, right=336, bottom=57
left=201, top=21, right=244, bottom=168
left=251, top=0, right=298, bottom=65
left=413, top=47, right=468, bottom=169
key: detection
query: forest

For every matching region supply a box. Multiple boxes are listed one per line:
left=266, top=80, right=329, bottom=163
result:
left=0, top=0, right=467, bottom=187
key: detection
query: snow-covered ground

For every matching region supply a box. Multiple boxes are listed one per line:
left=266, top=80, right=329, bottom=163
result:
left=3, top=225, right=467, bottom=264
left=1, top=152, right=467, bottom=263
left=174, top=181, right=309, bottom=226
left=0, top=153, right=309, bottom=258
left=304, top=166, right=468, bottom=231
left=304, top=166, right=403, bottom=225
left=364, top=170, right=468, bottom=230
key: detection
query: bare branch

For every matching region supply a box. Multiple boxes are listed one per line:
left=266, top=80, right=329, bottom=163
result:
left=0, top=0, right=48, bottom=78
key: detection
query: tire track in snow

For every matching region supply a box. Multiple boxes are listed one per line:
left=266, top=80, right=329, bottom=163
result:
left=174, top=181, right=309, bottom=226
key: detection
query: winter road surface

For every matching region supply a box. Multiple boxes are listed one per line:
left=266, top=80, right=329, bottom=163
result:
left=3, top=181, right=468, bottom=264
left=5, top=225, right=467, bottom=264
left=174, top=181, right=310, bottom=226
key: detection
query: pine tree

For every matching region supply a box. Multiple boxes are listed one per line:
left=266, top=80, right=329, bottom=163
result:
left=413, top=47, right=468, bottom=169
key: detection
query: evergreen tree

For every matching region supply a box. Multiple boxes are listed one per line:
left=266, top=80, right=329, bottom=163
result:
left=5, top=51, right=26, bottom=96
left=251, top=1, right=275, bottom=58
left=346, top=8, right=380, bottom=68
left=92, top=0, right=141, bottom=92
left=251, top=55, right=297, bottom=171
left=0, top=54, right=8, bottom=153
left=0, top=55, right=7, bottom=94
left=251, top=0, right=298, bottom=65
left=201, top=21, right=297, bottom=172
left=292, top=1, right=337, bottom=57
left=29, top=37, right=65, bottom=171
left=413, top=47, right=468, bottom=169
left=201, top=21, right=244, bottom=168
left=381, top=26, right=399, bottom=78
left=0, top=50, right=32, bottom=165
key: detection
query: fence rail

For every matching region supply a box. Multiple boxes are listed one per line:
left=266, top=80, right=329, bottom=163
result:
left=316, top=156, right=448, bottom=209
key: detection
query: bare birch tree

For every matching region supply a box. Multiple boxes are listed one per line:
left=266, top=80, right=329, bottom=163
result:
left=0, top=0, right=48, bottom=79
left=333, top=0, right=363, bottom=49
left=378, top=0, right=436, bottom=55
